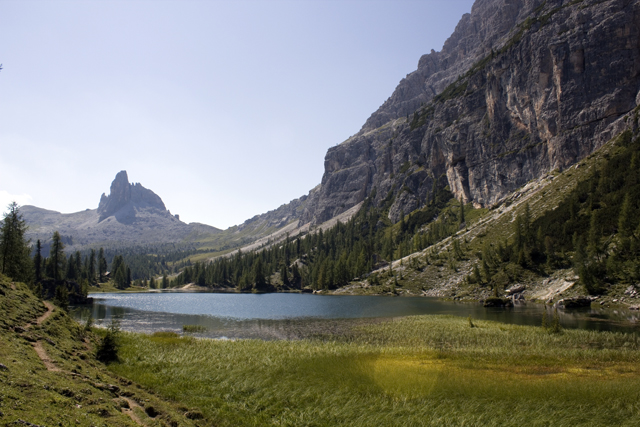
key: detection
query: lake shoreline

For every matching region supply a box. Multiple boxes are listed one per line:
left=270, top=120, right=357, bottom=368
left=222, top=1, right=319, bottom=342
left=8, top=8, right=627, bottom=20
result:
left=78, top=291, right=640, bottom=337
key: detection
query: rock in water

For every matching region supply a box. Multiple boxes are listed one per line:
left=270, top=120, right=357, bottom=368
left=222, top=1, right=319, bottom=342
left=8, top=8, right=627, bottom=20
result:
left=556, top=297, right=592, bottom=309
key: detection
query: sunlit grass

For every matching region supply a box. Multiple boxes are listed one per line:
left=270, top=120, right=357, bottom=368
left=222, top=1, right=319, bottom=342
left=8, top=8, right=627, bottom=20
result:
left=110, top=315, right=640, bottom=426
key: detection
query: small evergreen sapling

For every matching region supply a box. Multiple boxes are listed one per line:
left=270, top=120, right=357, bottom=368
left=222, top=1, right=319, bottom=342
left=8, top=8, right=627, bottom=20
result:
left=96, top=320, right=121, bottom=363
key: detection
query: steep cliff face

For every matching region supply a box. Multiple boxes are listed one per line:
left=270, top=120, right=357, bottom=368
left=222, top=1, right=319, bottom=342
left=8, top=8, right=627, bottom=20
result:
left=302, top=0, right=640, bottom=225
left=97, top=170, right=167, bottom=222
left=362, top=0, right=531, bottom=132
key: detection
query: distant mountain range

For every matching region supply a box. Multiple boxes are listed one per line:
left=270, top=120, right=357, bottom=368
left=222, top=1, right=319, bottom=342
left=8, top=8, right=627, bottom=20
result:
left=21, top=0, right=640, bottom=259
left=22, top=171, right=221, bottom=252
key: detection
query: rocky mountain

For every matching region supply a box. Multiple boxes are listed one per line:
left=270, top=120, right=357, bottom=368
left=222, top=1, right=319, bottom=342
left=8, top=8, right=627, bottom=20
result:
left=22, top=171, right=221, bottom=252
left=296, top=0, right=640, bottom=225
left=97, top=170, right=167, bottom=222
left=21, top=0, right=640, bottom=257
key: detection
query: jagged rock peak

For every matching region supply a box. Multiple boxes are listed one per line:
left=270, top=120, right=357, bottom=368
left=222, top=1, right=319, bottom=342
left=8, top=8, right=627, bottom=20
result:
left=361, top=0, right=546, bottom=132
left=97, top=171, right=166, bottom=221
left=300, top=0, right=640, bottom=226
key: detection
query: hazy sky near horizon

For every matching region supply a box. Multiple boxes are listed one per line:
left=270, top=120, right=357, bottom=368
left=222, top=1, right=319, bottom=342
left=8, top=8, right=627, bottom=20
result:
left=1, top=0, right=475, bottom=229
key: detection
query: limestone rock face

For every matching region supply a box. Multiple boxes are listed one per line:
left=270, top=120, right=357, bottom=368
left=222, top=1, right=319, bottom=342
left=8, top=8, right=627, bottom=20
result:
left=97, top=171, right=166, bottom=222
left=301, top=0, right=640, bottom=224
left=362, top=0, right=531, bottom=133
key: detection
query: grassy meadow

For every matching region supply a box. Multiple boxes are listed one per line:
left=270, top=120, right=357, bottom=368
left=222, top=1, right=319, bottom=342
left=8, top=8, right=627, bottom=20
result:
left=111, top=315, right=640, bottom=426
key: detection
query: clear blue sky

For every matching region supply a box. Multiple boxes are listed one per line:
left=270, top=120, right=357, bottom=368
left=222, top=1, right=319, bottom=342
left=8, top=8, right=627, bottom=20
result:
left=0, top=0, right=475, bottom=229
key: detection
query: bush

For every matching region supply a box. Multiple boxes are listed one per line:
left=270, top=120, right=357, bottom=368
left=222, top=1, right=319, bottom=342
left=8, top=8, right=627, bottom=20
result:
left=53, top=284, right=69, bottom=311
left=183, top=325, right=207, bottom=333
left=96, top=320, right=121, bottom=363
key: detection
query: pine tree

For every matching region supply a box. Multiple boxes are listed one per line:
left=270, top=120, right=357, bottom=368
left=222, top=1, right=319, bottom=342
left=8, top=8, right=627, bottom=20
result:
left=280, top=262, right=290, bottom=287
left=544, top=236, right=555, bottom=267
left=114, top=263, right=127, bottom=289
left=253, top=257, right=266, bottom=289
left=473, top=264, right=483, bottom=285
left=111, top=255, right=129, bottom=289
left=0, top=202, right=32, bottom=282
left=618, top=193, right=634, bottom=239
left=50, top=231, right=65, bottom=282
left=65, top=254, right=76, bottom=280
left=98, top=248, right=107, bottom=282
left=34, top=240, right=43, bottom=283
left=291, top=263, right=301, bottom=288
left=88, top=249, right=96, bottom=284
left=74, top=252, right=82, bottom=281
left=53, top=283, right=69, bottom=311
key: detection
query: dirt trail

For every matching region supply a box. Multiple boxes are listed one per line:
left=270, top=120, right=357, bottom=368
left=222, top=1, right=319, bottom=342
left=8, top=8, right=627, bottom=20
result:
left=120, top=397, right=147, bottom=426
left=24, top=301, right=59, bottom=372
left=17, top=300, right=151, bottom=426
left=35, top=301, right=54, bottom=326
left=32, top=341, right=61, bottom=372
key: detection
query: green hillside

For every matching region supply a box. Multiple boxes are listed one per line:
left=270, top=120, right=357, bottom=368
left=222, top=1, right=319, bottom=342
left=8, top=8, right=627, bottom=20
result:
left=164, top=123, right=640, bottom=308
left=0, top=275, right=203, bottom=426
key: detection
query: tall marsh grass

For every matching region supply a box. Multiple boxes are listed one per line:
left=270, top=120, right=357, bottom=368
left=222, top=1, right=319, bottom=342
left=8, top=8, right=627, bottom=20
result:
left=111, top=316, right=640, bottom=426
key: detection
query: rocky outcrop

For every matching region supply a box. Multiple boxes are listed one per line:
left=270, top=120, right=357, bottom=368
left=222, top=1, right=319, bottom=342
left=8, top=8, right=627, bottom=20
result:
left=362, top=0, right=531, bottom=132
left=301, top=0, right=640, bottom=225
left=556, top=296, right=593, bottom=309
left=97, top=171, right=167, bottom=222
left=236, top=190, right=313, bottom=234
left=22, top=171, right=220, bottom=252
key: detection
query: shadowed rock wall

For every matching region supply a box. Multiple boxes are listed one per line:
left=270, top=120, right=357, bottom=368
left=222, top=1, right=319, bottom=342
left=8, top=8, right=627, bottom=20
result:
left=301, top=0, right=640, bottom=224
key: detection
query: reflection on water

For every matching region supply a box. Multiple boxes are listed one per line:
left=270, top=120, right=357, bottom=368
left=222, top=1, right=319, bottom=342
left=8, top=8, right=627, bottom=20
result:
left=71, top=292, right=640, bottom=340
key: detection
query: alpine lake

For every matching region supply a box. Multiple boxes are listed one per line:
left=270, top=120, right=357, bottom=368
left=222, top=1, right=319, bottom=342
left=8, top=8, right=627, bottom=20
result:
left=71, top=291, right=640, bottom=339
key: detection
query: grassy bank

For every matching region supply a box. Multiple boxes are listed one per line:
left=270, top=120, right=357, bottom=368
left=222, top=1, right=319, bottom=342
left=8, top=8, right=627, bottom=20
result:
left=0, top=276, right=203, bottom=427
left=111, top=316, right=640, bottom=426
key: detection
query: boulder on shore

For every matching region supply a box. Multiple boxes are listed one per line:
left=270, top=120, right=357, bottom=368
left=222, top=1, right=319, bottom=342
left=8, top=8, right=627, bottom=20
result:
left=506, top=284, right=526, bottom=296
left=483, top=297, right=513, bottom=308
left=556, top=296, right=592, bottom=309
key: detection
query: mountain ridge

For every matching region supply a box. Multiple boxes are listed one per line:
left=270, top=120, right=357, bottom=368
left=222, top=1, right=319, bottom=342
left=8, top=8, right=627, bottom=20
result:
left=20, top=0, right=640, bottom=260
left=22, top=171, right=221, bottom=252
left=297, top=0, right=640, bottom=225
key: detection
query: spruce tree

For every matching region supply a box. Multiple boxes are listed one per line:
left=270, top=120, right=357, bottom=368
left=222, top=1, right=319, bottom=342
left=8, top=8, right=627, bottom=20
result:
left=53, top=283, right=69, bottom=311
left=65, top=254, right=76, bottom=280
left=0, top=202, right=32, bottom=282
left=291, top=263, right=301, bottom=288
left=34, top=240, right=43, bottom=283
left=50, top=231, right=65, bottom=282
left=98, top=248, right=107, bottom=282
left=618, top=193, right=634, bottom=240
left=280, top=262, right=290, bottom=287
left=88, top=249, right=96, bottom=284
left=253, top=257, right=266, bottom=289
left=74, top=252, right=82, bottom=281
